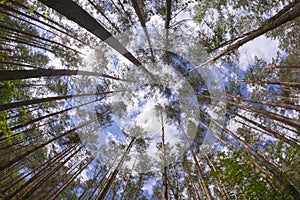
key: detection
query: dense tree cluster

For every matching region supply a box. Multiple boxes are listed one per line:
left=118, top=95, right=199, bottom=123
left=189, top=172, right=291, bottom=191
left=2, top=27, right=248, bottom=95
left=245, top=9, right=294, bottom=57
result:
left=0, top=0, right=299, bottom=199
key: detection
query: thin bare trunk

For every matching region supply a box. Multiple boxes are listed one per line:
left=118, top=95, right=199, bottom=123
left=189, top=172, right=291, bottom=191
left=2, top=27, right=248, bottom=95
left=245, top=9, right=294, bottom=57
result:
left=202, top=111, right=300, bottom=199
left=160, top=109, right=169, bottom=200
left=5, top=145, right=83, bottom=200
left=0, top=91, right=115, bottom=111
left=119, top=155, right=138, bottom=200
left=132, top=174, right=143, bottom=200
left=38, top=0, right=155, bottom=79
left=234, top=79, right=300, bottom=88
left=0, top=116, right=100, bottom=172
left=265, top=65, right=300, bottom=69
left=87, top=0, right=121, bottom=33
left=49, top=157, right=94, bottom=200
left=96, top=137, right=136, bottom=199
left=188, top=2, right=300, bottom=73
left=189, top=147, right=213, bottom=200
left=0, top=69, right=124, bottom=81
left=130, top=0, right=155, bottom=62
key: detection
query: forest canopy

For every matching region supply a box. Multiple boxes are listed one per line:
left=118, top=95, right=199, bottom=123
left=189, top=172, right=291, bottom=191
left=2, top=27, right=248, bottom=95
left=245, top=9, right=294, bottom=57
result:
left=0, top=0, right=299, bottom=199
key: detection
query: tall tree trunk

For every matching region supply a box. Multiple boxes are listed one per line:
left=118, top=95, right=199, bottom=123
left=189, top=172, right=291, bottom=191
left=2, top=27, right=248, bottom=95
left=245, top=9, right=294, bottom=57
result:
left=265, top=65, right=300, bottom=69
left=160, top=109, right=169, bottom=200
left=117, top=0, right=136, bottom=26
left=0, top=69, right=124, bottom=81
left=96, top=137, right=136, bottom=199
left=132, top=174, right=143, bottom=200
left=120, top=155, right=138, bottom=200
left=130, top=0, right=155, bottom=62
left=7, top=2, right=90, bottom=47
left=203, top=111, right=300, bottom=199
left=78, top=164, right=106, bottom=200
left=0, top=23, right=81, bottom=54
left=0, top=116, right=101, bottom=172
left=8, top=99, right=99, bottom=133
left=189, top=147, right=213, bottom=200
left=173, top=165, right=180, bottom=200
left=38, top=0, right=155, bottom=79
left=0, top=91, right=114, bottom=111
left=204, top=152, right=228, bottom=200
left=1, top=143, right=78, bottom=195
left=5, top=145, right=83, bottom=200
left=87, top=0, right=121, bottom=33
left=226, top=93, right=300, bottom=112
left=189, top=174, right=201, bottom=200
left=188, top=1, right=300, bottom=73
left=234, top=112, right=299, bottom=147
left=234, top=79, right=300, bottom=88
left=201, top=94, right=300, bottom=129
left=49, top=157, right=94, bottom=200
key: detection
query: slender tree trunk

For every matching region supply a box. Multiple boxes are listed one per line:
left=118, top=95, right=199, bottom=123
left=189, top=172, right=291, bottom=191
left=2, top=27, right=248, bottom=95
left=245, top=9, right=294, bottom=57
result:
left=130, top=0, right=155, bottom=62
left=189, top=174, right=201, bottom=200
left=120, top=155, right=138, bottom=200
left=8, top=2, right=90, bottom=47
left=1, top=143, right=78, bottom=195
left=202, top=111, right=300, bottom=199
left=163, top=0, right=172, bottom=63
left=5, top=145, right=83, bottom=200
left=117, top=0, right=136, bottom=26
left=49, top=157, right=94, bottom=200
left=265, top=65, right=300, bottom=69
left=189, top=147, right=213, bottom=200
left=87, top=166, right=113, bottom=199
left=0, top=91, right=115, bottom=111
left=78, top=164, right=106, bottom=200
left=87, top=0, right=121, bottom=33
left=0, top=69, right=124, bottom=81
left=173, top=165, right=180, bottom=200
left=160, top=109, right=169, bottom=200
left=38, top=0, right=155, bottom=79
left=234, top=79, right=300, bottom=88
left=202, top=94, right=300, bottom=129
left=204, top=152, right=228, bottom=200
left=8, top=99, right=99, bottom=133
left=188, top=1, right=300, bottom=73
left=132, top=174, right=143, bottom=200
left=0, top=23, right=81, bottom=54
left=0, top=116, right=100, bottom=172
left=96, top=137, right=136, bottom=199
left=227, top=93, right=300, bottom=112
left=234, top=112, right=299, bottom=147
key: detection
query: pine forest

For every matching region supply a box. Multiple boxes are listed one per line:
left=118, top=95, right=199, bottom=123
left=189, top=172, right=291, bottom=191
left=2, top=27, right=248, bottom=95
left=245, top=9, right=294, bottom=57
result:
left=0, top=0, right=299, bottom=199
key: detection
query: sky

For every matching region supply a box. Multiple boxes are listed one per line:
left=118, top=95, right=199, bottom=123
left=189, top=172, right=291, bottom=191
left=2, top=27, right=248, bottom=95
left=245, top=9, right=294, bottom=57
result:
left=27, top=0, right=296, bottom=197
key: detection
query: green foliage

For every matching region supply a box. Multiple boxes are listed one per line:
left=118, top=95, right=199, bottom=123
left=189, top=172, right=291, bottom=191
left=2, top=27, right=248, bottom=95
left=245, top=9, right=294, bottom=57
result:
left=213, top=149, right=289, bottom=199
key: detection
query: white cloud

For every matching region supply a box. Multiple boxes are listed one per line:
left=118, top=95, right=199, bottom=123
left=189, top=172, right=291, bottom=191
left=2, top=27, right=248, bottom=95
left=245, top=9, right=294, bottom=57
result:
left=238, top=35, right=279, bottom=70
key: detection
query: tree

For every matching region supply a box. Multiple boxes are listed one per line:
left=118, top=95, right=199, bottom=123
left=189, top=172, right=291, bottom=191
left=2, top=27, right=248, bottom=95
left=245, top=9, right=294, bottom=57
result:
left=1, top=0, right=299, bottom=199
